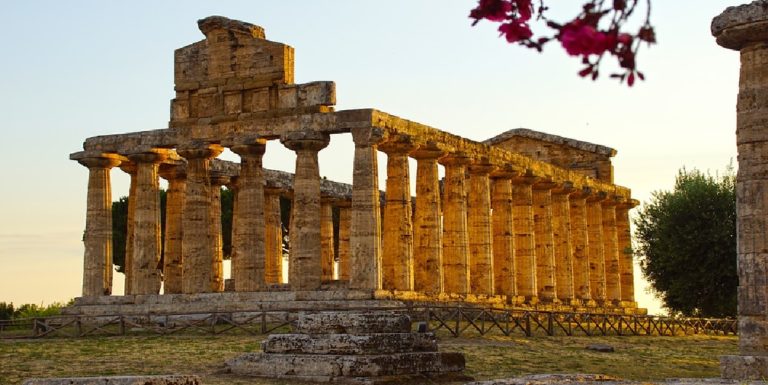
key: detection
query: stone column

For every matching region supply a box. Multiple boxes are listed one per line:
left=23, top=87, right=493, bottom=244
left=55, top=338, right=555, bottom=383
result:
left=120, top=163, right=137, bottom=295
left=411, top=143, right=444, bottom=295
left=77, top=154, right=121, bottom=296
left=440, top=152, right=471, bottom=295
left=616, top=199, right=637, bottom=307
left=282, top=131, right=330, bottom=291
left=569, top=189, right=594, bottom=305
left=337, top=201, right=352, bottom=281
left=231, top=140, right=267, bottom=291
left=552, top=184, right=576, bottom=305
left=159, top=164, right=186, bottom=294
left=533, top=182, right=557, bottom=303
left=602, top=197, right=621, bottom=306
left=127, top=149, right=168, bottom=295
left=379, top=138, right=417, bottom=291
left=178, top=143, right=223, bottom=294
left=491, top=169, right=518, bottom=302
left=209, top=173, right=229, bottom=292
left=264, top=188, right=284, bottom=285
left=713, top=5, right=768, bottom=378
left=586, top=192, right=607, bottom=304
left=467, top=162, right=495, bottom=296
left=349, top=127, right=384, bottom=290
left=511, top=175, right=539, bottom=304
left=320, top=198, right=336, bottom=281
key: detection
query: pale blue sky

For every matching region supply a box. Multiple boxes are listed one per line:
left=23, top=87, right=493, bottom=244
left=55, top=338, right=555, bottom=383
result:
left=0, top=1, right=740, bottom=314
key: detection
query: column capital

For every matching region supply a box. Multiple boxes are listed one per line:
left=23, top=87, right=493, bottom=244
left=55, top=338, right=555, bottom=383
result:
left=533, top=179, right=559, bottom=191
left=552, top=181, right=576, bottom=195
left=712, top=3, right=768, bottom=51
left=490, top=164, right=522, bottom=179
left=177, top=143, right=224, bottom=160
left=569, top=187, right=592, bottom=199
left=76, top=154, right=122, bottom=169
left=379, top=135, right=418, bottom=155
left=264, top=186, right=285, bottom=196
left=210, top=172, right=231, bottom=186
left=350, top=126, right=387, bottom=147
left=231, top=138, right=267, bottom=157
left=281, top=130, right=330, bottom=152
left=159, top=163, right=187, bottom=181
left=468, top=161, right=496, bottom=175
left=511, top=174, right=540, bottom=186
left=601, top=195, right=622, bottom=207
left=410, top=142, right=445, bottom=160
left=586, top=190, right=609, bottom=203
left=439, top=151, right=472, bottom=166
left=126, top=148, right=170, bottom=164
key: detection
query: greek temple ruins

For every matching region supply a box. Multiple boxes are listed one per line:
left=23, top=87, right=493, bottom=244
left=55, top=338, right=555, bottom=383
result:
left=68, top=16, right=643, bottom=316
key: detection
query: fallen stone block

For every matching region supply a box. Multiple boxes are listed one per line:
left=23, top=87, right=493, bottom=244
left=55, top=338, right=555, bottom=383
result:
left=262, top=332, right=438, bottom=354
left=294, top=311, right=411, bottom=334
left=22, top=375, right=200, bottom=385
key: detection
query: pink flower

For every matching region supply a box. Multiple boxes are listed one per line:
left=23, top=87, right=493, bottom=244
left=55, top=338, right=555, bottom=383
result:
left=470, top=0, right=513, bottom=23
left=559, top=21, right=616, bottom=56
left=498, top=21, right=533, bottom=43
left=515, top=0, right=533, bottom=21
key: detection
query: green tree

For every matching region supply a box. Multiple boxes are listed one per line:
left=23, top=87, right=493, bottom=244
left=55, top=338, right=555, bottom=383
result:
left=634, top=167, right=737, bottom=318
left=0, top=302, right=14, bottom=321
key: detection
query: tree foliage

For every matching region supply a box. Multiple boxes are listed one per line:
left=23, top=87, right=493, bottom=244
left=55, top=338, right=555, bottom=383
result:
left=634, top=167, right=737, bottom=317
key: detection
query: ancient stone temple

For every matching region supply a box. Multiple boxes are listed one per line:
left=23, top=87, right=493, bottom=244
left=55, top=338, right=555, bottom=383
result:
left=68, top=16, right=641, bottom=315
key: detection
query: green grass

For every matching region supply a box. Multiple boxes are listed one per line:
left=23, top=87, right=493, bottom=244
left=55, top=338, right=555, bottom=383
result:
left=0, top=334, right=737, bottom=385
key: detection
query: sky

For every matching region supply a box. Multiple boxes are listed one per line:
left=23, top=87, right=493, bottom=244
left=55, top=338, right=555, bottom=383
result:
left=0, top=1, right=741, bottom=315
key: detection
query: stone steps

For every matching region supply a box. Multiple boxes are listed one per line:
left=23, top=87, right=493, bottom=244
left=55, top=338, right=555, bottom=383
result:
left=262, top=333, right=437, bottom=354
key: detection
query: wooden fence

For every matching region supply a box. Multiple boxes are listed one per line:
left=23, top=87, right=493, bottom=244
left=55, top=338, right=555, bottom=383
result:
left=0, top=305, right=737, bottom=339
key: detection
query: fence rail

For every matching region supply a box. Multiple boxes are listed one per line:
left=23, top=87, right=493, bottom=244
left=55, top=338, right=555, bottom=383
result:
left=0, top=305, right=737, bottom=339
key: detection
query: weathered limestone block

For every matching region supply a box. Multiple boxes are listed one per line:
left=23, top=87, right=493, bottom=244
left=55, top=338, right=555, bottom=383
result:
left=338, top=202, right=352, bottom=281
left=321, top=199, right=336, bottom=281
left=602, top=198, right=621, bottom=306
left=128, top=150, right=168, bottom=295
left=264, top=188, right=283, bottom=284
left=231, top=140, right=267, bottom=291
left=468, top=162, right=496, bottom=296
left=714, top=8, right=768, bottom=379
left=294, top=312, right=411, bottom=335
left=411, top=144, right=445, bottom=295
left=75, top=154, right=122, bottom=297
left=177, top=143, right=223, bottom=294
left=22, top=375, right=200, bottom=385
left=533, top=182, right=557, bottom=302
left=569, top=189, right=593, bottom=305
left=491, top=172, right=517, bottom=301
left=511, top=175, right=538, bottom=303
left=282, top=130, right=330, bottom=290
left=159, top=165, right=186, bottom=294
left=262, top=333, right=437, bottom=354
left=227, top=351, right=465, bottom=379
left=380, top=138, right=417, bottom=292
left=349, top=127, right=385, bottom=290
left=209, top=173, right=229, bottom=292
left=586, top=193, right=607, bottom=304
left=552, top=185, right=576, bottom=304
left=440, top=153, right=472, bottom=295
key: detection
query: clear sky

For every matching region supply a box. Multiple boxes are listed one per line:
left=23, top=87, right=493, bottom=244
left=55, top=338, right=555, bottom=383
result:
left=0, top=1, right=740, bottom=315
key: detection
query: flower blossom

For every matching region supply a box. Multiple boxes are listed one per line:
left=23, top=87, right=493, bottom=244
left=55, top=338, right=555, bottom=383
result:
left=559, top=21, right=616, bottom=56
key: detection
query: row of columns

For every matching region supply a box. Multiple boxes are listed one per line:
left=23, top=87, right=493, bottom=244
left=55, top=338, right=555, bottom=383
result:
left=77, top=128, right=636, bottom=308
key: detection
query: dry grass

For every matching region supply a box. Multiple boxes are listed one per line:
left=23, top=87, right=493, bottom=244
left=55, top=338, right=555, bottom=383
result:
left=0, top=333, right=737, bottom=385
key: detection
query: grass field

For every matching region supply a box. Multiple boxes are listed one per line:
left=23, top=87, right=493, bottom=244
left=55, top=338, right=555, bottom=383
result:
left=0, top=333, right=737, bottom=385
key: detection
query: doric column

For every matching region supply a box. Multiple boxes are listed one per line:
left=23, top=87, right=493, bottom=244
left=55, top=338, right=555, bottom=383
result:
left=533, top=181, right=557, bottom=303
left=127, top=149, right=168, bottom=295
left=209, top=173, right=229, bottom=292
left=177, top=143, right=223, bottom=294
left=231, top=140, right=267, bottom=291
left=379, top=137, right=417, bottom=291
left=411, top=143, right=444, bottom=295
left=511, top=174, right=539, bottom=303
left=281, top=131, right=330, bottom=291
left=712, top=7, right=768, bottom=377
left=467, top=161, right=496, bottom=296
left=349, top=127, right=384, bottom=290
left=439, top=152, right=471, bottom=295
left=586, top=192, right=607, bottom=304
left=602, top=197, right=621, bottom=306
left=76, top=154, right=121, bottom=297
left=320, top=198, right=336, bottom=281
left=159, top=164, right=186, bottom=294
left=264, top=188, right=284, bottom=285
left=337, top=201, right=352, bottom=281
left=616, top=199, right=637, bottom=307
left=119, top=162, right=137, bottom=295
left=491, top=168, right=518, bottom=302
left=569, top=189, right=594, bottom=305
left=552, top=184, right=576, bottom=305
